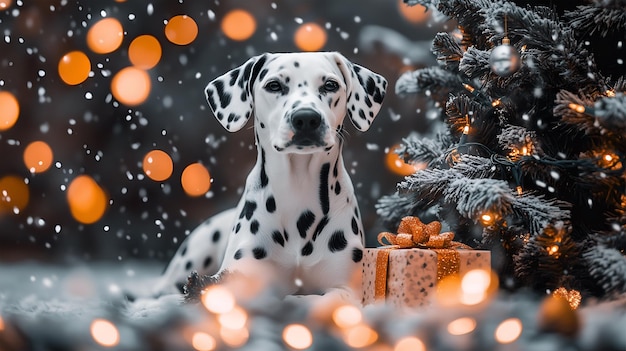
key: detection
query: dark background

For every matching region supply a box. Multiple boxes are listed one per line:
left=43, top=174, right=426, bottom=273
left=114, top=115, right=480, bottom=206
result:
left=0, top=0, right=443, bottom=263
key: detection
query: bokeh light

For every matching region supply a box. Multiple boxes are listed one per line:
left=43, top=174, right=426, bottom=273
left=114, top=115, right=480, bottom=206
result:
left=332, top=305, right=362, bottom=329
left=90, top=319, right=120, bottom=347
left=58, top=51, right=91, bottom=85
left=67, top=175, right=107, bottom=224
left=343, top=324, right=378, bottom=348
left=165, top=15, right=198, bottom=45
left=23, top=140, right=53, bottom=173
left=87, top=17, right=124, bottom=54
left=494, top=318, right=522, bottom=344
left=0, top=0, right=11, bottom=10
left=191, top=332, right=216, bottom=351
left=202, top=285, right=235, bottom=314
left=220, top=326, right=249, bottom=348
left=397, top=0, right=429, bottom=23
left=385, top=145, right=421, bottom=176
left=0, top=91, right=19, bottom=130
left=218, top=306, right=248, bottom=330
left=221, top=9, right=256, bottom=41
left=282, top=324, right=313, bottom=350
left=181, top=163, right=211, bottom=197
left=0, top=175, right=29, bottom=215
left=129, top=35, right=162, bottom=69
left=294, top=23, right=327, bottom=52
left=394, top=336, right=426, bottom=351
left=447, top=317, right=477, bottom=335
left=460, top=269, right=494, bottom=306
left=111, top=67, right=151, bottom=106
left=142, top=150, right=173, bottom=181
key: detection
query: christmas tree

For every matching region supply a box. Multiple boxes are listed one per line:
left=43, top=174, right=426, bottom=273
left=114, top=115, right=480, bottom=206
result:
left=377, top=0, right=626, bottom=299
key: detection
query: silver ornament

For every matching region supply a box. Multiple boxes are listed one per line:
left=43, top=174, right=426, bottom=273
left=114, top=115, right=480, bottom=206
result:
left=489, top=42, right=520, bottom=77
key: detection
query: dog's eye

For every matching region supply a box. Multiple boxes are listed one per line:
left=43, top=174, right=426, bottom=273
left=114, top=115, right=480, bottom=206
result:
left=264, top=80, right=283, bottom=93
left=322, top=79, right=339, bottom=93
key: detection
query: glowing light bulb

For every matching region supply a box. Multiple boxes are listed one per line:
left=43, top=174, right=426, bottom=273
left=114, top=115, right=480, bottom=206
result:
left=568, top=103, right=585, bottom=113
left=23, top=141, right=53, bottom=173
left=111, top=67, right=151, bottom=106
left=87, top=18, right=124, bottom=54
left=343, top=324, right=378, bottom=348
left=181, top=163, right=211, bottom=197
left=516, top=186, right=523, bottom=195
left=128, top=35, right=162, bottom=69
left=143, top=150, right=173, bottom=181
left=394, top=336, right=426, bottom=351
left=480, top=213, right=494, bottom=225
left=67, top=175, right=107, bottom=224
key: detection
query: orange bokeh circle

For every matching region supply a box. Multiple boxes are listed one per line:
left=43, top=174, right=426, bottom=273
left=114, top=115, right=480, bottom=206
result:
left=111, top=67, right=151, bottom=106
left=129, top=35, right=162, bottom=69
left=0, top=175, right=29, bottom=215
left=181, top=163, right=211, bottom=197
left=165, top=15, right=198, bottom=45
left=67, top=175, right=107, bottom=224
left=294, top=23, right=327, bottom=52
left=0, top=0, right=12, bottom=10
left=143, top=150, right=173, bottom=181
left=221, top=9, right=256, bottom=41
left=398, top=0, right=429, bottom=23
left=23, top=140, right=53, bottom=173
left=0, top=91, right=19, bottom=130
left=58, top=51, right=91, bottom=85
left=385, top=145, right=418, bottom=176
left=87, top=17, right=124, bottom=54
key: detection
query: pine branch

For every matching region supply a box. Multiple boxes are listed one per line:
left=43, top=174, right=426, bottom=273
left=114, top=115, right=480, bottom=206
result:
left=584, top=245, right=626, bottom=295
left=512, top=193, right=571, bottom=236
left=595, top=93, right=626, bottom=130
left=397, top=132, right=453, bottom=168
left=554, top=90, right=604, bottom=134
left=566, top=5, right=626, bottom=37
left=432, top=32, right=464, bottom=71
left=395, top=67, right=464, bottom=98
left=445, top=177, right=513, bottom=219
left=458, top=47, right=490, bottom=79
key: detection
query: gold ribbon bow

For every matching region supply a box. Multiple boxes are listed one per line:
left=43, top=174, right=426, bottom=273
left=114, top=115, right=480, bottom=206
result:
left=373, top=216, right=471, bottom=301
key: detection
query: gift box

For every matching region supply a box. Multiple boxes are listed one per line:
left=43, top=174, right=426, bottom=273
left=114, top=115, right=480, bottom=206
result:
left=361, top=217, right=491, bottom=308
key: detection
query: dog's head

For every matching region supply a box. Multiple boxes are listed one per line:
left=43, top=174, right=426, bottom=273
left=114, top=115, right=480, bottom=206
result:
left=205, top=52, right=387, bottom=154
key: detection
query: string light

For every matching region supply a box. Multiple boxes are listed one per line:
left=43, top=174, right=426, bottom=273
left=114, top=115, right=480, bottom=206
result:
left=282, top=324, right=313, bottom=350
left=491, top=98, right=502, bottom=107
left=191, top=332, right=216, bottom=351
left=480, top=213, right=495, bottom=226
left=90, top=319, right=120, bottom=347
left=568, top=103, right=586, bottom=114
left=605, top=89, right=616, bottom=97
left=553, top=287, right=582, bottom=310
left=447, top=317, right=477, bottom=335
left=516, top=185, right=523, bottom=196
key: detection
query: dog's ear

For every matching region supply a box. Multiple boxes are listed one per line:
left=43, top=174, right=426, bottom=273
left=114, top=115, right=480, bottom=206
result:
left=204, top=54, right=268, bottom=132
left=333, top=53, right=387, bottom=132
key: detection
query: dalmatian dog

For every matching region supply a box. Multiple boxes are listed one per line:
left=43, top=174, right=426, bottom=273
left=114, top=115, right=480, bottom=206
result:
left=152, top=52, right=387, bottom=301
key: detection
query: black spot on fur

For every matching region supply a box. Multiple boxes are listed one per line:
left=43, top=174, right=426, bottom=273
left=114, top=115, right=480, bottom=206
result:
left=334, top=181, right=341, bottom=195
left=185, top=261, right=192, bottom=270
left=229, top=68, right=240, bottom=86
left=359, top=109, right=366, bottom=120
left=248, top=54, right=268, bottom=91
left=272, top=230, right=285, bottom=247
left=294, top=61, right=300, bottom=67
left=240, top=91, right=247, bottom=102
left=328, top=230, right=347, bottom=252
left=250, top=220, right=260, bottom=234
left=259, top=122, right=265, bottom=129
left=240, top=201, right=257, bottom=220
left=234, top=249, right=243, bottom=260
left=355, top=93, right=360, bottom=101
left=203, top=256, right=213, bottom=268
left=266, top=196, right=276, bottom=213
left=352, top=248, right=363, bottom=263
left=284, top=230, right=289, bottom=242
left=297, top=210, right=316, bottom=239
left=212, top=230, right=221, bottom=243
left=319, top=163, right=330, bottom=215
left=301, top=241, right=313, bottom=256
left=181, top=246, right=188, bottom=256
left=213, top=80, right=232, bottom=109
left=312, top=216, right=329, bottom=241
left=259, top=68, right=269, bottom=81
left=333, top=96, right=341, bottom=108
left=253, top=247, right=267, bottom=259
left=260, top=149, right=269, bottom=188
left=351, top=217, right=359, bottom=235
left=235, top=222, right=241, bottom=233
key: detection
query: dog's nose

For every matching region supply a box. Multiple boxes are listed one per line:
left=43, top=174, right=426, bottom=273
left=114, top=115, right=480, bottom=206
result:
left=291, top=109, right=322, bottom=132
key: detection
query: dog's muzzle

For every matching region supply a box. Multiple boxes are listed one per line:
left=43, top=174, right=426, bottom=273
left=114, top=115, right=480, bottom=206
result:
left=290, top=108, right=325, bottom=147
